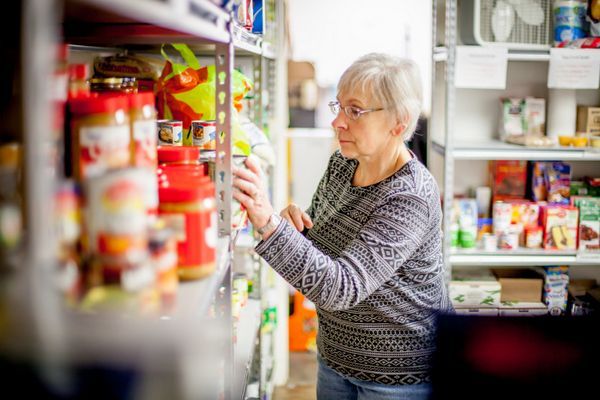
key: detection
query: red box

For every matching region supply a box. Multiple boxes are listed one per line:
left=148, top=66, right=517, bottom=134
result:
left=490, top=161, right=527, bottom=202
left=541, top=205, right=579, bottom=250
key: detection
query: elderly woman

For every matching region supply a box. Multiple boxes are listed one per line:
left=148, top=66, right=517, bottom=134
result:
left=233, top=53, right=450, bottom=400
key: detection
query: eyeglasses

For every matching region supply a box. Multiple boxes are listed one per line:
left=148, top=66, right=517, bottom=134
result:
left=328, top=101, right=384, bottom=121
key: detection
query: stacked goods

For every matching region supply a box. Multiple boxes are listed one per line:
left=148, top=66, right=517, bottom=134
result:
left=449, top=269, right=501, bottom=315
left=541, top=266, right=570, bottom=316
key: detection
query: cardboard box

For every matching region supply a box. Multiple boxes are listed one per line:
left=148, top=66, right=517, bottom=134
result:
left=576, top=106, right=600, bottom=136
left=490, top=161, right=527, bottom=202
left=499, top=301, right=548, bottom=316
left=577, top=198, right=600, bottom=253
left=454, top=307, right=499, bottom=316
left=450, top=269, right=502, bottom=307
left=542, top=266, right=569, bottom=316
left=542, top=205, right=579, bottom=250
left=492, top=268, right=543, bottom=302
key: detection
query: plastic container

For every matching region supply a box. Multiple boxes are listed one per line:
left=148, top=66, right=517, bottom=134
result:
left=525, top=226, right=544, bottom=249
left=129, top=92, right=157, bottom=168
left=70, top=95, right=131, bottom=180
left=553, top=0, right=589, bottom=45
left=158, top=176, right=216, bottom=280
left=157, top=146, right=201, bottom=164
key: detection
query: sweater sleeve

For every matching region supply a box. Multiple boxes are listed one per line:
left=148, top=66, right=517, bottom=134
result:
left=255, top=192, right=431, bottom=312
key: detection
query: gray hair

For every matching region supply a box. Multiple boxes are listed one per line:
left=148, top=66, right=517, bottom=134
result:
left=337, top=53, right=423, bottom=142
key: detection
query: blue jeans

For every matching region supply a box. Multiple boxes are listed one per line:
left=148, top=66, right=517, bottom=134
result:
left=316, top=355, right=432, bottom=400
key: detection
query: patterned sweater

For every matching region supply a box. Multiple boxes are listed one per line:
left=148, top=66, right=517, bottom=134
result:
left=255, top=150, right=451, bottom=385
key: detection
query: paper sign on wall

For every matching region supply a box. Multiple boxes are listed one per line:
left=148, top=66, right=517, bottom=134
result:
left=455, top=46, right=508, bottom=89
left=548, top=48, right=600, bottom=89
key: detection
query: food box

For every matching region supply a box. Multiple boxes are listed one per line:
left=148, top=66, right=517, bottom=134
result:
left=545, top=162, right=571, bottom=205
left=542, top=266, right=570, bottom=316
left=577, top=198, right=600, bottom=253
left=576, top=106, right=600, bottom=136
left=490, top=161, right=527, bottom=202
left=509, top=201, right=541, bottom=227
left=499, top=98, right=525, bottom=141
left=454, top=307, right=499, bottom=316
left=457, top=199, right=478, bottom=249
left=492, top=268, right=543, bottom=302
left=449, top=269, right=501, bottom=307
left=498, top=301, right=548, bottom=316
left=523, top=97, right=546, bottom=136
left=528, top=161, right=547, bottom=202
left=542, top=205, right=579, bottom=250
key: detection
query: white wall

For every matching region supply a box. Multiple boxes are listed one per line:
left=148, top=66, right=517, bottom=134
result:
left=287, top=0, right=433, bottom=114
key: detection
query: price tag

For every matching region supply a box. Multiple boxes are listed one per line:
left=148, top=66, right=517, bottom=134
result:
left=548, top=48, right=600, bottom=89
left=455, top=46, right=508, bottom=89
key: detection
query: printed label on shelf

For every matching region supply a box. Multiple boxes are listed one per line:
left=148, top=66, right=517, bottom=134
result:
left=455, top=46, right=508, bottom=89
left=576, top=253, right=600, bottom=264
left=548, top=49, right=600, bottom=89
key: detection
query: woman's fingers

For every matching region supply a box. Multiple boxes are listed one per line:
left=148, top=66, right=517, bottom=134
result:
left=244, top=155, right=262, bottom=177
left=302, top=211, right=314, bottom=229
left=233, top=177, right=258, bottom=198
left=290, top=208, right=305, bottom=231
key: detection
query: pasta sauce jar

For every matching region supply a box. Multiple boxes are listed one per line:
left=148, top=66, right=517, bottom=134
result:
left=70, top=95, right=131, bottom=180
left=158, top=174, right=216, bottom=280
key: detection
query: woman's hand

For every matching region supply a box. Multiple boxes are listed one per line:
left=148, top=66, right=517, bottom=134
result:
left=280, top=203, right=313, bottom=232
left=232, top=155, right=274, bottom=231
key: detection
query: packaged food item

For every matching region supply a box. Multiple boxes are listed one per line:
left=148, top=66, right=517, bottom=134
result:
left=157, top=120, right=183, bottom=146
left=475, top=186, right=492, bottom=218
left=70, top=95, right=131, bottom=180
left=542, top=205, right=579, bottom=250
left=158, top=174, right=216, bottom=280
left=67, top=64, right=90, bottom=99
left=570, top=180, right=588, bottom=196
left=90, top=77, right=137, bottom=94
left=557, top=37, right=600, bottom=47
left=525, top=226, right=544, bottom=249
left=457, top=199, right=478, bottom=249
left=493, top=201, right=513, bottom=235
left=558, top=135, right=574, bottom=146
left=588, top=0, right=600, bottom=36
left=509, top=201, right=540, bottom=227
left=490, top=160, right=527, bottom=201
left=590, top=135, right=600, bottom=148
left=585, top=176, right=600, bottom=196
left=498, top=230, right=519, bottom=250
left=523, top=97, right=546, bottom=136
left=148, top=221, right=178, bottom=311
left=449, top=269, right=501, bottom=308
left=528, top=161, right=548, bottom=202
left=499, top=98, right=525, bottom=141
left=545, top=162, right=571, bottom=204
left=481, top=233, right=498, bottom=251
left=571, top=134, right=588, bottom=147
left=576, top=106, right=600, bottom=136
left=186, top=120, right=217, bottom=148
left=0, top=143, right=22, bottom=260
left=477, top=218, right=493, bottom=242
left=86, top=169, right=148, bottom=259
left=94, top=54, right=160, bottom=80
left=577, top=198, right=600, bottom=252
left=553, top=0, right=589, bottom=46
left=542, top=266, right=570, bottom=316
left=129, top=92, right=158, bottom=168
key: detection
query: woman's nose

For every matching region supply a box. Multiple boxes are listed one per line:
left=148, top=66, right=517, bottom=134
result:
left=331, top=111, right=347, bottom=131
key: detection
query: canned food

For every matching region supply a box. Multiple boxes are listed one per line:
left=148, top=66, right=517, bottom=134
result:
left=482, top=233, right=497, bottom=252
left=186, top=120, right=216, bottom=148
left=498, top=232, right=519, bottom=250
left=157, top=120, right=183, bottom=146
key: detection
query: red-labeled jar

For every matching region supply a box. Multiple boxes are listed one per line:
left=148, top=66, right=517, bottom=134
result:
left=158, top=176, right=216, bottom=280
left=129, top=92, right=157, bottom=169
left=70, top=95, right=130, bottom=180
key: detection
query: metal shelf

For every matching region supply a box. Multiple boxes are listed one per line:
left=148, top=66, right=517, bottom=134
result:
left=433, top=47, right=550, bottom=63
left=432, top=139, right=600, bottom=161
left=233, top=299, right=262, bottom=400
left=450, top=249, right=600, bottom=266
left=64, top=0, right=230, bottom=45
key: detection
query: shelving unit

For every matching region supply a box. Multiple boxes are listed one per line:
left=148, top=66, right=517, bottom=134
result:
left=4, top=0, right=286, bottom=399
left=430, top=0, right=600, bottom=271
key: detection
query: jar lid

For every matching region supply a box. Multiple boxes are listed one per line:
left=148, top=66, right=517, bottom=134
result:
left=89, top=77, right=123, bottom=85
left=129, top=92, right=155, bottom=109
left=70, top=94, right=129, bottom=115
left=157, top=146, right=200, bottom=163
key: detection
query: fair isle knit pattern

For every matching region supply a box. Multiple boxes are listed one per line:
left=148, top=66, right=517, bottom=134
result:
left=255, top=150, right=451, bottom=385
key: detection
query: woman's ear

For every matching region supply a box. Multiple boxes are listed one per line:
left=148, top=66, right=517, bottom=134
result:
left=390, top=120, right=407, bottom=137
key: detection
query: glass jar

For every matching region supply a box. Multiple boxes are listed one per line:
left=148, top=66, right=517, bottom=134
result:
left=129, top=92, right=158, bottom=168
left=158, top=175, right=216, bottom=281
left=70, top=95, right=131, bottom=180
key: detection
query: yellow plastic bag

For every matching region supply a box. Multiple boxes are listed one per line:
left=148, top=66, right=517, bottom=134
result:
left=156, top=44, right=252, bottom=155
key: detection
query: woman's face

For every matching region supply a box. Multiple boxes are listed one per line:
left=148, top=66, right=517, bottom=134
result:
left=331, top=91, right=398, bottom=161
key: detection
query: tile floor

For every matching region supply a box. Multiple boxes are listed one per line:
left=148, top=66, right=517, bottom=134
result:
left=272, top=351, right=317, bottom=400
